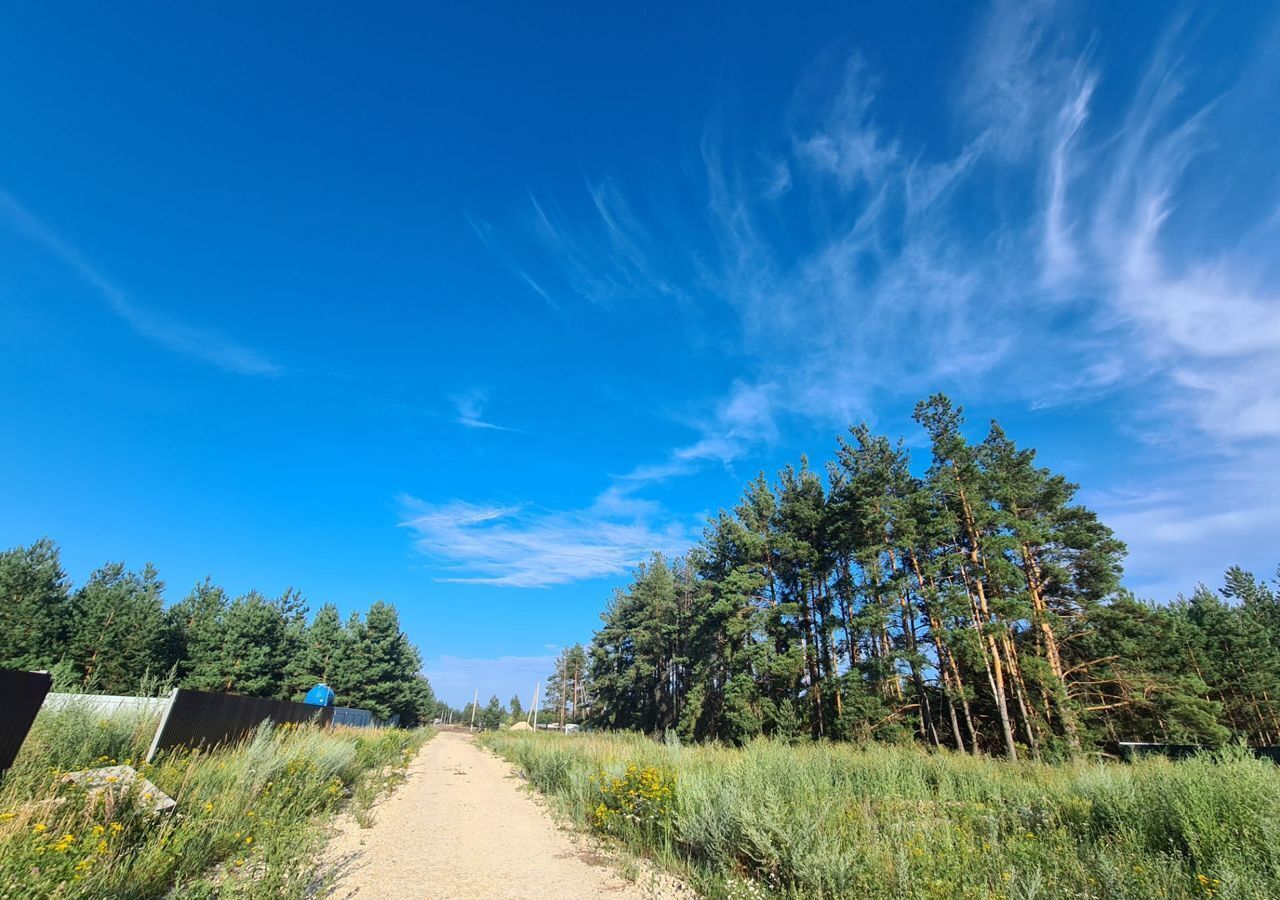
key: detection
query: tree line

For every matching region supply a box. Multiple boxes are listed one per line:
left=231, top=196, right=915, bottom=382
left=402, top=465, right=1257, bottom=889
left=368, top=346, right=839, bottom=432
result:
left=582, top=396, right=1280, bottom=758
left=0, top=540, right=439, bottom=726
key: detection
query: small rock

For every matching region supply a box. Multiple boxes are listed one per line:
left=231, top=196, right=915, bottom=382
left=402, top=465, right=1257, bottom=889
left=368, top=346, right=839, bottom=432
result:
left=61, top=765, right=177, bottom=815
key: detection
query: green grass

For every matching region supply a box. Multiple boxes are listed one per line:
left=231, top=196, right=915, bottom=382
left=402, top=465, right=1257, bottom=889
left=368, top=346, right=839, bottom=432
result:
left=0, top=702, right=430, bottom=898
left=479, top=731, right=1280, bottom=900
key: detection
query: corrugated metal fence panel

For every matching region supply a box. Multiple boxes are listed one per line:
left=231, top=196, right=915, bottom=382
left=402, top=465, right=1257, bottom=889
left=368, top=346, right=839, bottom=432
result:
left=43, top=693, right=170, bottom=717
left=1109, top=742, right=1208, bottom=761
left=331, top=706, right=377, bottom=728
left=1109, top=742, right=1280, bottom=764
left=146, top=689, right=334, bottom=761
left=1, top=669, right=53, bottom=772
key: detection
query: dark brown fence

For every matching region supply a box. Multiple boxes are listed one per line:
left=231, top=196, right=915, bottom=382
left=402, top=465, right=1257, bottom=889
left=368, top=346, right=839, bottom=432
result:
left=1108, top=741, right=1280, bottom=764
left=145, top=688, right=333, bottom=762
left=0, top=669, right=53, bottom=772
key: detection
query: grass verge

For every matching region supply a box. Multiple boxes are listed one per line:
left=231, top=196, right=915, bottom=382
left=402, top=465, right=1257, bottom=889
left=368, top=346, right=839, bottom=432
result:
left=0, top=702, right=430, bottom=898
left=479, top=731, right=1280, bottom=900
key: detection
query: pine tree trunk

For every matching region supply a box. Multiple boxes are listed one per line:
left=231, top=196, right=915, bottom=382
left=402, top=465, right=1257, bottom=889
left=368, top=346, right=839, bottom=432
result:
left=887, top=548, right=937, bottom=747
left=1021, top=543, right=1081, bottom=751
left=909, top=549, right=973, bottom=753
left=959, top=567, right=1018, bottom=760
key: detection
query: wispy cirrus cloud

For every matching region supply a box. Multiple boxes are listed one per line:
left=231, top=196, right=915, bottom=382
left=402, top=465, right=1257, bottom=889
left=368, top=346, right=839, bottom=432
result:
left=464, top=212, right=559, bottom=310
left=490, top=2, right=1279, bottom=452
left=0, top=191, right=282, bottom=376
left=397, top=493, right=691, bottom=588
left=615, top=380, right=780, bottom=486
left=451, top=389, right=519, bottom=432
left=424, top=1, right=1280, bottom=593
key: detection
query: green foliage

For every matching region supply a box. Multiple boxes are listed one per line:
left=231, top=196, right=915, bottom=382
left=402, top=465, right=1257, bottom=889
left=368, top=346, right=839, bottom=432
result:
left=545, top=643, right=588, bottom=725
left=186, top=591, right=290, bottom=696
left=0, top=702, right=429, bottom=899
left=286, top=602, right=345, bottom=697
left=0, top=538, right=72, bottom=670
left=590, top=762, right=675, bottom=839
left=579, top=397, right=1280, bottom=756
left=484, top=731, right=1280, bottom=900
left=479, top=694, right=505, bottom=730
left=334, top=602, right=433, bottom=726
left=68, top=562, right=167, bottom=694
left=0, top=539, right=436, bottom=727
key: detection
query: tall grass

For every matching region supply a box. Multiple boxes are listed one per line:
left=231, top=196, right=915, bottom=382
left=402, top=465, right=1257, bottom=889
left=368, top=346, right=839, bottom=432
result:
left=0, top=702, right=428, bottom=898
left=480, top=731, right=1280, bottom=900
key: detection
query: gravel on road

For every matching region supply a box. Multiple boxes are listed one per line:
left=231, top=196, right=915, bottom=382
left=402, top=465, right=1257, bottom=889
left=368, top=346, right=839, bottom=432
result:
left=321, top=730, right=693, bottom=900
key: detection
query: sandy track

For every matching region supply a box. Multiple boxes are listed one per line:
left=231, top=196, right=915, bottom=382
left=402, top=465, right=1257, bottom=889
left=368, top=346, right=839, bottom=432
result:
left=321, top=731, right=691, bottom=899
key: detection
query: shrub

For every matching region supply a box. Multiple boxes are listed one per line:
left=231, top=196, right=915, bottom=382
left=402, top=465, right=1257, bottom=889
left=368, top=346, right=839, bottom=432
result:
left=591, top=763, right=676, bottom=838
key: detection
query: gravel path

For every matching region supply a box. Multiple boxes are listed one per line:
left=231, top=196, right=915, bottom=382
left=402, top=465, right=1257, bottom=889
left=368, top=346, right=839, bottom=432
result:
left=321, top=731, right=692, bottom=899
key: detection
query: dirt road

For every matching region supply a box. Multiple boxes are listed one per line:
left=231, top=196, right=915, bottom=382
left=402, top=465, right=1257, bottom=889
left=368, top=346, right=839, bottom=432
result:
left=322, top=731, right=690, bottom=899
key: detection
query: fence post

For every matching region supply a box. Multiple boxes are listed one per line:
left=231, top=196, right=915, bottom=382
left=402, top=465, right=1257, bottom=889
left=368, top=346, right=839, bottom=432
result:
left=144, top=688, right=180, bottom=764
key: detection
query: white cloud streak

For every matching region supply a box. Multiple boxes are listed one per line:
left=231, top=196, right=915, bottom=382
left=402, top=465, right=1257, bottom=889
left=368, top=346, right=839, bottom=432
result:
left=445, top=2, right=1280, bottom=592
left=487, top=4, right=1280, bottom=452
left=451, top=389, right=519, bottom=432
left=0, top=191, right=282, bottom=376
left=398, top=494, right=691, bottom=588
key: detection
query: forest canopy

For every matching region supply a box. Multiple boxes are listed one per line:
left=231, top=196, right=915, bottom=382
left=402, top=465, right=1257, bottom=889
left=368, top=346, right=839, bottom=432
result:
left=0, top=541, right=439, bottom=727
left=576, top=395, right=1280, bottom=757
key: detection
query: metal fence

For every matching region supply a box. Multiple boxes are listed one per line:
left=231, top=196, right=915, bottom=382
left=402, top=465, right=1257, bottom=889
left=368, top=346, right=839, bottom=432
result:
left=145, top=688, right=334, bottom=762
left=1108, top=741, right=1280, bottom=764
left=331, top=706, right=377, bottom=728
left=1, top=669, right=52, bottom=772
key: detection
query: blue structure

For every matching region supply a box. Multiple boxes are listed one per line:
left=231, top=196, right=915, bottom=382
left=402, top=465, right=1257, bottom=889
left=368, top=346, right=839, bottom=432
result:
left=304, top=683, right=335, bottom=707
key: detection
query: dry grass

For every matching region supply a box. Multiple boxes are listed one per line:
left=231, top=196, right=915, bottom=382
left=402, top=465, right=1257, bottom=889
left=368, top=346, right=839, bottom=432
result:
left=481, top=731, right=1280, bottom=900
left=0, top=701, right=428, bottom=899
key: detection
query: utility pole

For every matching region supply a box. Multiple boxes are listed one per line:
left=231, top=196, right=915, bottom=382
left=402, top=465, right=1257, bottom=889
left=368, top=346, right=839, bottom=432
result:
left=572, top=666, right=580, bottom=726
left=469, top=689, right=478, bottom=731
left=560, top=655, right=568, bottom=731
left=532, top=680, right=541, bottom=730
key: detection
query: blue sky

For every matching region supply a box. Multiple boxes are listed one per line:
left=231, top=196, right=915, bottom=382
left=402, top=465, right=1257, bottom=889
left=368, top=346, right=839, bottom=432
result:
left=3, top=2, right=1278, bottom=707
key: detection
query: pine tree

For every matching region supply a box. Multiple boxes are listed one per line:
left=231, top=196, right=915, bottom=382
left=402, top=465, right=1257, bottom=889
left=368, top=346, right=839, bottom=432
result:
left=165, top=578, right=228, bottom=686
left=545, top=644, right=588, bottom=726
left=286, top=603, right=347, bottom=698
left=0, top=538, right=73, bottom=670
left=187, top=591, right=290, bottom=697
left=68, top=562, right=167, bottom=693
left=480, top=694, right=505, bottom=730
left=336, top=601, right=422, bottom=723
